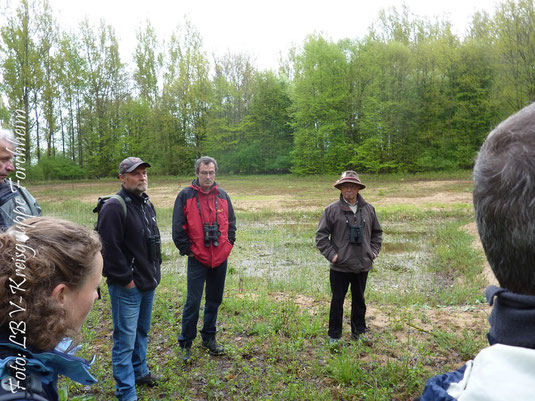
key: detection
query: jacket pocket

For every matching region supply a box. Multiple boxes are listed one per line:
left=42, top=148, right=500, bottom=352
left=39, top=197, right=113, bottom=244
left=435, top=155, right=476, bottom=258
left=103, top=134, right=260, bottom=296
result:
left=334, top=243, right=350, bottom=265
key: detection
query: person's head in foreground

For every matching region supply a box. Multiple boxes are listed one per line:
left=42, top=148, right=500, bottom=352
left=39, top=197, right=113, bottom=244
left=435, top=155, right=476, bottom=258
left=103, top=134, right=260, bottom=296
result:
left=473, top=102, right=535, bottom=296
left=0, top=127, right=16, bottom=184
left=0, top=217, right=102, bottom=399
left=418, top=103, right=535, bottom=401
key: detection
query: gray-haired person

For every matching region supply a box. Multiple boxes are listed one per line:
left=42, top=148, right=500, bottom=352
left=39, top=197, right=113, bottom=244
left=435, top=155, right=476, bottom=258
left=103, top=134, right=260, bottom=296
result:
left=0, top=127, right=41, bottom=230
left=417, top=103, right=535, bottom=400
left=172, top=156, right=236, bottom=363
left=316, top=170, right=382, bottom=344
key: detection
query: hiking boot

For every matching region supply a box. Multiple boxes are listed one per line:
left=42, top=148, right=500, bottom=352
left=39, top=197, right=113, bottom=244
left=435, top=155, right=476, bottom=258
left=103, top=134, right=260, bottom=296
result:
left=135, top=371, right=161, bottom=387
left=202, top=338, right=225, bottom=356
left=180, top=346, right=192, bottom=363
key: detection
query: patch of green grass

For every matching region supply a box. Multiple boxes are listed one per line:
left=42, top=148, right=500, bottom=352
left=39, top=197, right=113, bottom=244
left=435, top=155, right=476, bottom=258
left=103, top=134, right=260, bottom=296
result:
left=428, top=219, right=486, bottom=305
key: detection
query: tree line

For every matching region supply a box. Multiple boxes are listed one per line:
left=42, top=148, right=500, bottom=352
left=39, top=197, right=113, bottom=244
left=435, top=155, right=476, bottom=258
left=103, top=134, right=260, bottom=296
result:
left=0, top=0, right=534, bottom=177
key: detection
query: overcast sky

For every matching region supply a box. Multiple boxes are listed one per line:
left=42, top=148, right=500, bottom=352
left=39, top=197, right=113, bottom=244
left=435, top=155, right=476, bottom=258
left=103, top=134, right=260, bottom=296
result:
left=4, top=0, right=500, bottom=71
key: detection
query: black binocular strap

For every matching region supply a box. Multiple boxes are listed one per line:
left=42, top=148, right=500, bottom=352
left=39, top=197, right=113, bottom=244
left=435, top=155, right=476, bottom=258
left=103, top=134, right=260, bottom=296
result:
left=195, top=192, right=218, bottom=225
left=345, top=207, right=363, bottom=227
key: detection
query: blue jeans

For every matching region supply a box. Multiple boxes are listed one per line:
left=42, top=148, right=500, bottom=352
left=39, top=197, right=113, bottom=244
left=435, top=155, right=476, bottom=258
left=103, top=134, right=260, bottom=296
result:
left=108, top=284, right=155, bottom=401
left=178, top=257, right=227, bottom=348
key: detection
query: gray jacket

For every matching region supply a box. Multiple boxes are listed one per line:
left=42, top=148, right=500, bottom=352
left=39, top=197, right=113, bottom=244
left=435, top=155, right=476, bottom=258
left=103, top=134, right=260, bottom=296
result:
left=316, top=193, right=382, bottom=273
left=0, top=180, right=41, bottom=230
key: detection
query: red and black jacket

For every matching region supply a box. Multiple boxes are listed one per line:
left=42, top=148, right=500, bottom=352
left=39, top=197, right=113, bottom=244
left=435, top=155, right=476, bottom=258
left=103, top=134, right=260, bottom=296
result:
left=172, top=179, right=236, bottom=268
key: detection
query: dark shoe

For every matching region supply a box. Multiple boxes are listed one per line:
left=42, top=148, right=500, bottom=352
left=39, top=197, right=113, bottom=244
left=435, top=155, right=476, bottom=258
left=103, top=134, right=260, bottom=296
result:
left=328, top=337, right=341, bottom=346
left=135, top=371, right=161, bottom=387
left=181, top=346, right=192, bottom=363
left=351, top=332, right=364, bottom=340
left=202, top=338, right=225, bottom=356
left=352, top=331, right=371, bottom=345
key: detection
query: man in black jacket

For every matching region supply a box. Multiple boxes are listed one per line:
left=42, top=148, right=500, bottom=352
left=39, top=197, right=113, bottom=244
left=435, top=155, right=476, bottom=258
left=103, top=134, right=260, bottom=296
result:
left=97, top=157, right=162, bottom=401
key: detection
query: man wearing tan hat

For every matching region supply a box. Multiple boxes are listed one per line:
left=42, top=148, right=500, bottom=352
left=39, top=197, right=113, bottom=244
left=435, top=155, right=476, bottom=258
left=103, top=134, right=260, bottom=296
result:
left=316, top=170, right=382, bottom=344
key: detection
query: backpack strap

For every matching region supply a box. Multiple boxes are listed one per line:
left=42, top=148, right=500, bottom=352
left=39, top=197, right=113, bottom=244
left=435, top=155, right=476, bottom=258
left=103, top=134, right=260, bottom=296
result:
left=93, top=194, right=127, bottom=218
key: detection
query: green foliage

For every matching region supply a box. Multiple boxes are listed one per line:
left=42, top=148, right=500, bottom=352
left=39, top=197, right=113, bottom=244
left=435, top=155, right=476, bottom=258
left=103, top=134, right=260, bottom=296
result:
left=1, top=0, right=533, bottom=175
left=290, top=35, right=350, bottom=174
left=29, top=155, right=87, bottom=180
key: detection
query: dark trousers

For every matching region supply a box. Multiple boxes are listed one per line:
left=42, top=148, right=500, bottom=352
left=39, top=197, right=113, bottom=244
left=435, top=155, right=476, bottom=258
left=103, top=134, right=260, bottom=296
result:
left=178, top=257, right=227, bottom=348
left=328, top=269, right=368, bottom=339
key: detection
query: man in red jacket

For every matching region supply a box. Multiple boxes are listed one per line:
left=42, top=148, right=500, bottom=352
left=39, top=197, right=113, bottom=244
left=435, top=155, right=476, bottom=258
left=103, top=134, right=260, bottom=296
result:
left=172, top=156, right=236, bottom=363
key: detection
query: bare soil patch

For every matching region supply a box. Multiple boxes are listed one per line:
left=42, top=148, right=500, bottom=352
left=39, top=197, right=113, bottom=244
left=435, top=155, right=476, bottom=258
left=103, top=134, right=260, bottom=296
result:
left=372, top=179, right=473, bottom=206
left=375, top=192, right=472, bottom=207
left=31, top=178, right=473, bottom=211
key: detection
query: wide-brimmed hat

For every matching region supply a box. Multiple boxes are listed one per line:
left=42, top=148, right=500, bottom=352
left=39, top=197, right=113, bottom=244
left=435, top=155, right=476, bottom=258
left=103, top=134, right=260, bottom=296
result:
left=333, top=170, right=366, bottom=189
left=118, top=157, right=151, bottom=175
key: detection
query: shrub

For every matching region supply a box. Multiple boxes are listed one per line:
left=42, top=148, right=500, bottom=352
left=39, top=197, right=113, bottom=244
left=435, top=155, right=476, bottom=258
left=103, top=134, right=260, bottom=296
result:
left=30, top=156, right=87, bottom=180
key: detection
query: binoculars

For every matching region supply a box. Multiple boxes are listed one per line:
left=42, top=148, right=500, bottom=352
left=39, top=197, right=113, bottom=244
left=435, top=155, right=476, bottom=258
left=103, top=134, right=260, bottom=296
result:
left=203, top=223, right=221, bottom=247
left=349, top=224, right=363, bottom=244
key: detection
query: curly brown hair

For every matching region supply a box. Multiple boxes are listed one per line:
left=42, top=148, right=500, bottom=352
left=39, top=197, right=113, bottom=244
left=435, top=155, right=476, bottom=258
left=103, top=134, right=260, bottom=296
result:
left=0, top=217, right=101, bottom=351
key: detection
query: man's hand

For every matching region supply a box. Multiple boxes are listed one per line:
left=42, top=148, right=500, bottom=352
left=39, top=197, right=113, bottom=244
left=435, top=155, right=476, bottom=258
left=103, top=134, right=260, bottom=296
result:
left=125, top=280, right=136, bottom=289
left=332, top=254, right=338, bottom=263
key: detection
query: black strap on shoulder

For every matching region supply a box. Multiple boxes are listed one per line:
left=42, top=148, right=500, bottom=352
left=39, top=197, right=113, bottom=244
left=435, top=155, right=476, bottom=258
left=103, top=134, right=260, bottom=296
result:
left=195, top=192, right=218, bottom=225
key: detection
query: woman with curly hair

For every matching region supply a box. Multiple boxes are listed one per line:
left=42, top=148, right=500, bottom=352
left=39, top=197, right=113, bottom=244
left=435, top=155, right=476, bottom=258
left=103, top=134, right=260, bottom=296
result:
left=0, top=217, right=102, bottom=401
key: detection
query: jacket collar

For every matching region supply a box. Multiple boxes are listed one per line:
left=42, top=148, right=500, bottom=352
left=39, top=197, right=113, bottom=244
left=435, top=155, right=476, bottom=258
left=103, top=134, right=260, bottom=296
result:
left=338, top=193, right=366, bottom=211
left=486, top=286, right=535, bottom=349
left=191, top=178, right=219, bottom=195
left=120, top=186, right=149, bottom=204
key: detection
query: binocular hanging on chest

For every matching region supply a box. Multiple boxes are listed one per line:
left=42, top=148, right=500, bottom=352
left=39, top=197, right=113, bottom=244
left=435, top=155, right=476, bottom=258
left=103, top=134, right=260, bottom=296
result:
left=146, top=234, right=161, bottom=260
left=349, top=224, right=363, bottom=244
left=203, top=223, right=221, bottom=247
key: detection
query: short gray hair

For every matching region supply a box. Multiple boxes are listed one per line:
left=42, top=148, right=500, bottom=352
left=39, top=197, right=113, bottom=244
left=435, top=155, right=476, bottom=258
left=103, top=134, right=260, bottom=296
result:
left=0, top=127, right=15, bottom=144
left=195, top=156, right=218, bottom=174
left=473, top=103, right=535, bottom=294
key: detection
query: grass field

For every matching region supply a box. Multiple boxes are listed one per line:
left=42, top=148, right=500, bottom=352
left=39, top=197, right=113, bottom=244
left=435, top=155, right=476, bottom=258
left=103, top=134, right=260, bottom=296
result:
left=28, top=172, right=493, bottom=400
